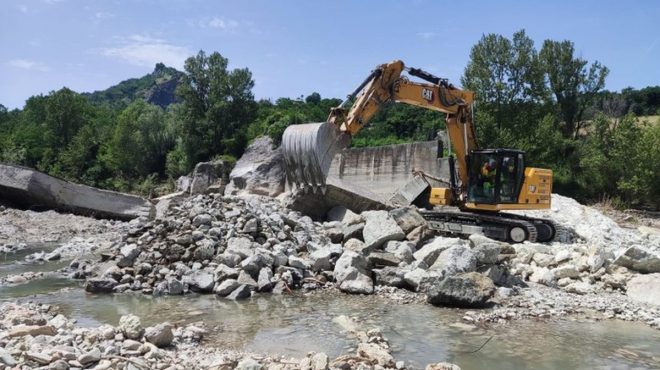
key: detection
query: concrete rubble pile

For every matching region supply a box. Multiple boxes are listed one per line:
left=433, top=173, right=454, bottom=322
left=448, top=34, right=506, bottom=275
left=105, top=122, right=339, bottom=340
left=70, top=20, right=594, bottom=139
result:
left=71, top=183, right=660, bottom=326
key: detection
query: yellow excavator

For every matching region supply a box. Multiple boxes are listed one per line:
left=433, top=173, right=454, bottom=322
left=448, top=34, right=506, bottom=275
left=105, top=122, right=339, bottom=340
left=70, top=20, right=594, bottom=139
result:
left=282, top=60, right=556, bottom=243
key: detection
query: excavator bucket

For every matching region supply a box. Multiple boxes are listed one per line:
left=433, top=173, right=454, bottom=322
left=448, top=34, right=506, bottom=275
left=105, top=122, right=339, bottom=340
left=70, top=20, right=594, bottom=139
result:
left=281, top=122, right=351, bottom=191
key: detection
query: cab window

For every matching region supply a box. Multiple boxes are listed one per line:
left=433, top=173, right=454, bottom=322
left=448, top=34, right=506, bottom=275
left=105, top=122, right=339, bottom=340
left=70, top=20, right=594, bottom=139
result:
left=467, top=153, right=498, bottom=203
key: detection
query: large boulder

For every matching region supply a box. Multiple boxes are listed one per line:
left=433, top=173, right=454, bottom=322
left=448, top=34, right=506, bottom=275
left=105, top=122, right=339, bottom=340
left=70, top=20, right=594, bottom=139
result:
left=189, top=160, right=231, bottom=195
left=373, top=267, right=407, bottom=288
left=384, top=241, right=415, bottom=264
left=430, top=245, right=477, bottom=276
left=116, top=244, right=141, bottom=268
left=403, top=268, right=430, bottom=291
left=389, top=207, right=426, bottom=234
left=225, top=137, right=285, bottom=197
left=426, top=272, right=495, bottom=308
left=339, top=274, right=374, bottom=295
left=227, top=284, right=252, bottom=300
left=186, top=271, right=215, bottom=293
left=468, top=234, right=501, bottom=266
left=626, top=273, right=660, bottom=306
left=362, top=211, right=406, bottom=250
left=613, top=246, right=660, bottom=273
left=226, top=237, right=255, bottom=259
left=333, top=251, right=373, bottom=294
left=214, top=279, right=240, bottom=296
left=413, top=237, right=463, bottom=266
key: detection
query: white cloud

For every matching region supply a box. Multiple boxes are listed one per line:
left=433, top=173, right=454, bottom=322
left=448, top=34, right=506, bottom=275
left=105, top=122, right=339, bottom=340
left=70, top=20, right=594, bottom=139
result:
left=416, top=32, right=436, bottom=40
left=94, top=11, right=114, bottom=19
left=98, top=34, right=191, bottom=69
left=17, top=5, right=28, bottom=13
left=6, top=59, right=50, bottom=72
left=127, top=34, right=164, bottom=43
left=207, top=16, right=239, bottom=30
left=43, top=0, right=66, bottom=4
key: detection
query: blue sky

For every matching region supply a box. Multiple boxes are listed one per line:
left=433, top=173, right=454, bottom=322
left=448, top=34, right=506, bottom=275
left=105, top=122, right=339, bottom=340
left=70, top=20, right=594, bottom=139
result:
left=1, top=0, right=659, bottom=109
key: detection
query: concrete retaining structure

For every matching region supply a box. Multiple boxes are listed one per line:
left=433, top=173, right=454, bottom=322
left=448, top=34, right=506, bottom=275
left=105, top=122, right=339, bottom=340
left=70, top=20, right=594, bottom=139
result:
left=328, top=140, right=450, bottom=198
left=284, top=140, right=452, bottom=219
left=0, top=164, right=154, bottom=220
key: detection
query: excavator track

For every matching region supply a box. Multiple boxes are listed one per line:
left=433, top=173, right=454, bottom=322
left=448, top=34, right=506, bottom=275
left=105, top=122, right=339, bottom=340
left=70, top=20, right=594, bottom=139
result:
left=421, top=210, right=558, bottom=243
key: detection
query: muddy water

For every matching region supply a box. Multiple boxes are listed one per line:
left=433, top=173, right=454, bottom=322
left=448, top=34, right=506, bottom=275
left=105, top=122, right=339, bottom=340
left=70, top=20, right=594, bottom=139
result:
left=2, top=249, right=660, bottom=369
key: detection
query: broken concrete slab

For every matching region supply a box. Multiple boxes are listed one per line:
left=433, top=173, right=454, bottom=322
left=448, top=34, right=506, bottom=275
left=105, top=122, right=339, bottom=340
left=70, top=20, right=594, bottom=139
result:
left=389, top=175, right=431, bottom=207
left=0, top=164, right=154, bottom=220
left=283, top=176, right=392, bottom=220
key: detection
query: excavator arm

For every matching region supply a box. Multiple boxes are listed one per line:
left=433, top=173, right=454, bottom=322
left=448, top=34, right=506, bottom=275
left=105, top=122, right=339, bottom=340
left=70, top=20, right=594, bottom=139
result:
left=282, top=60, right=478, bottom=191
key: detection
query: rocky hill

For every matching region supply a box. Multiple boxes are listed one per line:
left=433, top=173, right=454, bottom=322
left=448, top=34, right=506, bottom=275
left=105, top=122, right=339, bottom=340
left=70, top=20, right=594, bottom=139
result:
left=83, top=63, right=184, bottom=109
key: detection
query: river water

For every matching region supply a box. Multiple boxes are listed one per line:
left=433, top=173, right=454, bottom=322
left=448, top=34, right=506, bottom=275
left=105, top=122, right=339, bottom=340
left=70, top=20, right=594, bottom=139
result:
left=2, top=245, right=659, bottom=370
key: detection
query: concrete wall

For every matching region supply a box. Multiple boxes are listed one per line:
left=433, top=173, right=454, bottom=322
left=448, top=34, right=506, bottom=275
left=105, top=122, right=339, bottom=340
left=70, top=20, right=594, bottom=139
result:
left=328, top=140, right=450, bottom=198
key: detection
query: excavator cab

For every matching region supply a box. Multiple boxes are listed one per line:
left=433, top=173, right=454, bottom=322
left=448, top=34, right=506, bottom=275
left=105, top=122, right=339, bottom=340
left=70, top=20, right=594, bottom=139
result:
left=466, top=149, right=525, bottom=205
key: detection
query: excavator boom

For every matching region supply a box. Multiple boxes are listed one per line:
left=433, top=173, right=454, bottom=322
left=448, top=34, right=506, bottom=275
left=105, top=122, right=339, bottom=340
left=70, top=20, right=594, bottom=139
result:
left=281, top=60, right=476, bottom=191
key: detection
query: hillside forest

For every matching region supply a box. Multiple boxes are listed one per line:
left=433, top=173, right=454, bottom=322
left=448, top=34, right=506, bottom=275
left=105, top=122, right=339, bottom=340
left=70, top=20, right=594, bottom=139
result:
left=0, top=30, right=658, bottom=209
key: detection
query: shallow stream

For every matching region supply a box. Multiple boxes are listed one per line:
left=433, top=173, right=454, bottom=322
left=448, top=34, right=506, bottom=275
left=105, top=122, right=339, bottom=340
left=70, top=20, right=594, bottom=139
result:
left=2, top=244, right=659, bottom=370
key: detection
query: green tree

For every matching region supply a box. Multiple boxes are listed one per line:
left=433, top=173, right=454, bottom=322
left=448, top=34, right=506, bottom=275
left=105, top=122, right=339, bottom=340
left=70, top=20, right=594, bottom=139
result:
left=462, top=30, right=547, bottom=132
left=173, top=50, right=257, bottom=173
left=104, top=100, right=173, bottom=178
left=540, top=40, right=609, bottom=138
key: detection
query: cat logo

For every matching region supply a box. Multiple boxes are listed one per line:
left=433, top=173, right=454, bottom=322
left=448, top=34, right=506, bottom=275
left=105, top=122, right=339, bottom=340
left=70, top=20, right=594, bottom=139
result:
left=422, top=88, right=433, bottom=102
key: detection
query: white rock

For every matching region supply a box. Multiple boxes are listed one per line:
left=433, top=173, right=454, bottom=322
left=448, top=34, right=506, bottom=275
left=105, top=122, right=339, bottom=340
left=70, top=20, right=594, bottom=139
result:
left=552, top=264, right=580, bottom=279
left=362, top=210, right=406, bottom=249
left=327, top=206, right=362, bottom=226
left=235, top=357, right=263, bottom=370
left=119, top=314, right=143, bottom=340
left=144, top=322, right=174, bottom=347
left=414, top=237, right=462, bottom=266
left=564, top=281, right=594, bottom=295
left=430, top=246, right=477, bottom=277
left=529, top=267, right=556, bottom=287
left=626, top=273, right=660, bottom=306
left=554, top=249, right=571, bottom=263
left=532, top=253, right=554, bottom=267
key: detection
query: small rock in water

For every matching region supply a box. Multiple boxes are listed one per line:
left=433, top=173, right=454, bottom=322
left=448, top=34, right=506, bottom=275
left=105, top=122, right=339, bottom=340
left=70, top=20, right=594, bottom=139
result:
left=425, top=363, right=462, bottom=370
left=226, top=284, right=251, bottom=300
